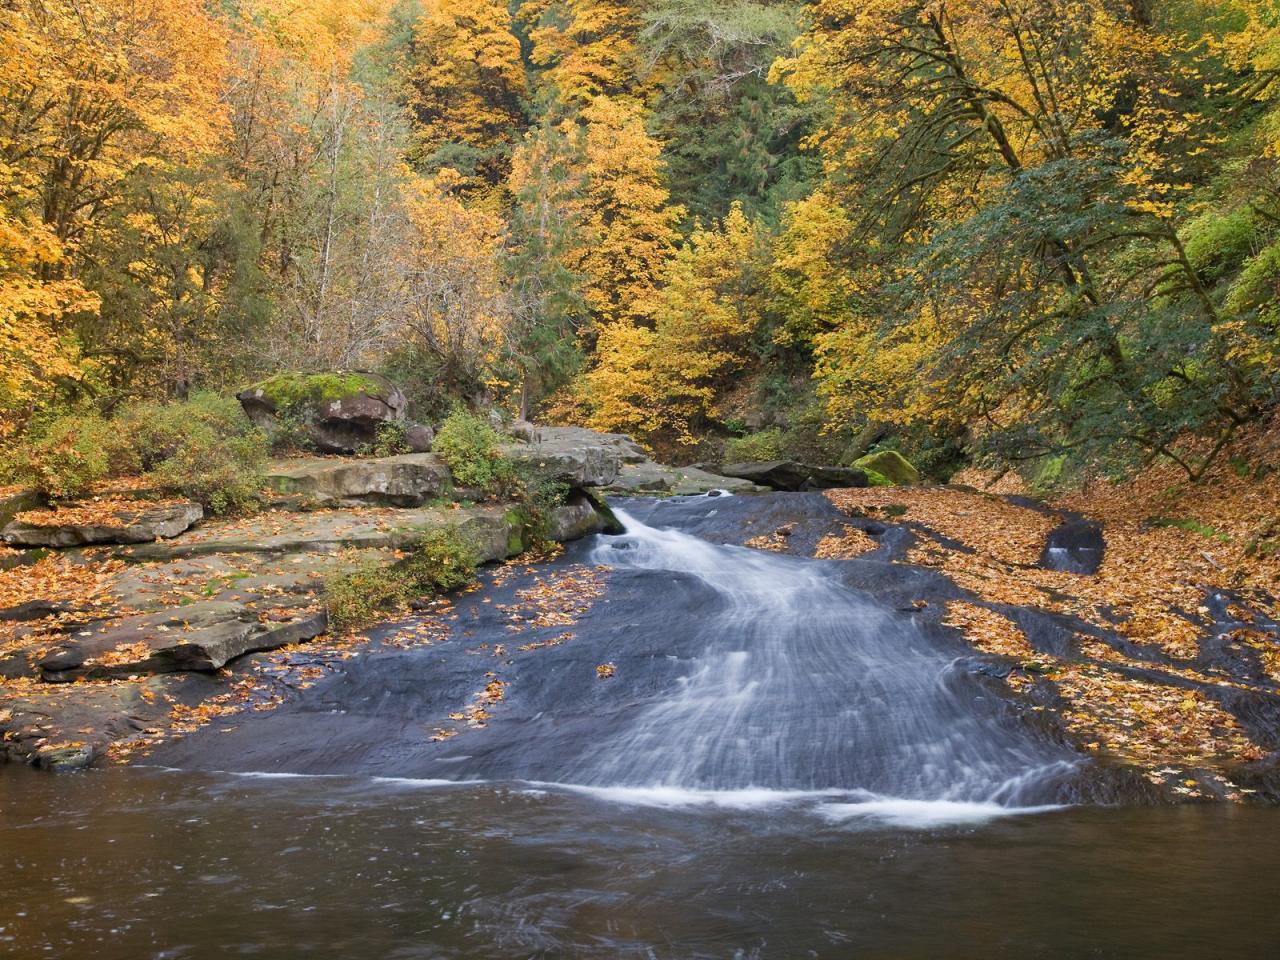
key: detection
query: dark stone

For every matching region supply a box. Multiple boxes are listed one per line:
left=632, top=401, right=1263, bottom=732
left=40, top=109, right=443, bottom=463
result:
left=719, top=461, right=869, bottom=492
left=404, top=423, right=434, bottom=453
left=1041, top=520, right=1106, bottom=574
left=0, top=599, right=71, bottom=621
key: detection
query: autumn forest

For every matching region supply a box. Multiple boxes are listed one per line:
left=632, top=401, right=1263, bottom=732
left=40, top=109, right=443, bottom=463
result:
left=1, top=0, right=1276, bottom=482
left=5, top=3, right=1280, bottom=954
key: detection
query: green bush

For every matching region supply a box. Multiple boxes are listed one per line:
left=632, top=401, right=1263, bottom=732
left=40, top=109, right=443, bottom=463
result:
left=9, top=412, right=113, bottom=497
left=325, top=525, right=480, bottom=632
left=152, top=430, right=268, bottom=515
left=400, top=524, right=481, bottom=594
left=113, top=392, right=255, bottom=472
left=724, top=428, right=784, bottom=463
left=434, top=408, right=508, bottom=490
left=325, top=558, right=408, bottom=632
left=359, top=421, right=411, bottom=458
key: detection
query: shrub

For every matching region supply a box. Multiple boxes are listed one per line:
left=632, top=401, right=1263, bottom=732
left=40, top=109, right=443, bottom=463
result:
left=359, top=421, right=411, bottom=458
left=325, top=558, right=407, bottom=632
left=434, top=407, right=507, bottom=490
left=724, top=428, right=784, bottom=463
left=400, top=524, right=481, bottom=594
left=9, top=412, right=113, bottom=497
left=325, top=525, right=480, bottom=632
left=498, top=464, right=570, bottom=547
left=113, top=392, right=255, bottom=472
left=152, top=429, right=268, bottom=515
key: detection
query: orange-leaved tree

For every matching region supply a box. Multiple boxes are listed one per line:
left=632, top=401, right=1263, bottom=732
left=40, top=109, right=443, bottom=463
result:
left=406, top=0, right=529, bottom=188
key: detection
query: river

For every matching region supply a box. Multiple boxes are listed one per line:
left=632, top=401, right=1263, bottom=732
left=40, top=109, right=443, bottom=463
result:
left=2, top=493, right=1277, bottom=957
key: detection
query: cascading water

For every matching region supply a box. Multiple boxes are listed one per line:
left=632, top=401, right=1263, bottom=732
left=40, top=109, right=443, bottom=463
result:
left=555, top=503, right=1076, bottom=811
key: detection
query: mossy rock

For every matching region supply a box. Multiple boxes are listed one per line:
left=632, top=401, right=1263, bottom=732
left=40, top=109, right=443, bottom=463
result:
left=237, top=371, right=408, bottom=454
left=245, top=371, right=390, bottom=412
left=853, top=450, right=919, bottom=486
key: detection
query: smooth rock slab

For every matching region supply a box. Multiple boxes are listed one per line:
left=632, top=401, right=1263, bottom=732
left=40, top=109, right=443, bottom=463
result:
left=2, top=501, right=203, bottom=548
left=38, top=600, right=328, bottom=681
left=265, top=454, right=451, bottom=507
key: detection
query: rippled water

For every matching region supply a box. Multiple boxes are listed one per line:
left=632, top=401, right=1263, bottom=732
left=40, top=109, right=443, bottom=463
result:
left=3, top=767, right=1280, bottom=958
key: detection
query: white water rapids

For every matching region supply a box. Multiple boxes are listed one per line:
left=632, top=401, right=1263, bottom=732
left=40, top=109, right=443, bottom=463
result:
left=548, top=504, right=1075, bottom=823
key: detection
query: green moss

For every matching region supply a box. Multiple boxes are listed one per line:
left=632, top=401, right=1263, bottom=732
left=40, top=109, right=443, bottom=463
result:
left=724, top=429, right=784, bottom=463
left=250, top=372, right=385, bottom=412
left=854, top=450, right=919, bottom=486
left=1030, top=454, right=1068, bottom=495
left=862, top=468, right=893, bottom=487
left=1147, top=516, right=1231, bottom=544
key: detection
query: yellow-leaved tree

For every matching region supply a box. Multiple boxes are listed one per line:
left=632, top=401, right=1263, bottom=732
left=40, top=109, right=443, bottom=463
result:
left=0, top=0, right=228, bottom=427
left=399, top=169, right=514, bottom=400
left=584, top=203, right=765, bottom=443
left=520, top=0, right=644, bottom=104
left=406, top=0, right=528, bottom=187
left=576, top=95, right=683, bottom=327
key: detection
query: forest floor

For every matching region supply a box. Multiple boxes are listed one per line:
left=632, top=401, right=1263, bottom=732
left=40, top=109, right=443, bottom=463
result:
left=811, top=418, right=1280, bottom=799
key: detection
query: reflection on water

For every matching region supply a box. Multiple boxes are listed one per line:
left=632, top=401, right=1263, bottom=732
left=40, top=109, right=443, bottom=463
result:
left=2, top=766, right=1279, bottom=959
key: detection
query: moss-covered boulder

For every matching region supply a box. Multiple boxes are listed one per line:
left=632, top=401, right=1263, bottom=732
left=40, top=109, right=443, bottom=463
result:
left=853, top=450, right=919, bottom=486
left=237, top=371, right=407, bottom=454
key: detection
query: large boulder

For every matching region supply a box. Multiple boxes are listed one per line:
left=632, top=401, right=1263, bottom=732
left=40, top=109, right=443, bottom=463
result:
left=237, top=371, right=407, bottom=454
left=502, top=426, right=625, bottom=487
left=718, top=461, right=869, bottom=492
left=2, top=500, right=203, bottom=548
left=853, top=450, right=920, bottom=486
left=265, top=454, right=451, bottom=507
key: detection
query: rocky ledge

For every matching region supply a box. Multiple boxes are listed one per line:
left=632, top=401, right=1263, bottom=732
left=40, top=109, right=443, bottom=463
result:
left=0, top=425, right=754, bottom=770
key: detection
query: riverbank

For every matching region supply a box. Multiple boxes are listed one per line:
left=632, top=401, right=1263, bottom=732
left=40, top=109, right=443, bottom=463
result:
left=0, top=427, right=754, bottom=769
left=2, top=424, right=1278, bottom=802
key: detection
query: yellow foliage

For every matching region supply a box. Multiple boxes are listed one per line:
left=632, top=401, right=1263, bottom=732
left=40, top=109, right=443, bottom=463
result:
left=401, top=169, right=513, bottom=386
left=583, top=204, right=765, bottom=442
left=0, top=0, right=229, bottom=428
left=521, top=0, right=644, bottom=104
left=575, top=95, right=683, bottom=327
left=407, top=0, right=527, bottom=185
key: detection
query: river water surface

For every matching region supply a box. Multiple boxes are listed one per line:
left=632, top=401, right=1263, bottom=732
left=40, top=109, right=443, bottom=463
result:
left=2, top=494, right=1278, bottom=957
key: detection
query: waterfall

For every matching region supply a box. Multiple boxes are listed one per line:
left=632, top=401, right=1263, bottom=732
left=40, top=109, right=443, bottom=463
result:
left=557, top=506, right=1074, bottom=807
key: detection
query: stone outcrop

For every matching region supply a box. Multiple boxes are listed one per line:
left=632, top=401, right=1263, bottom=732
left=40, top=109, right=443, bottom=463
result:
left=718, top=461, right=869, bottom=493
left=38, top=601, right=329, bottom=681
left=2, top=501, right=203, bottom=547
left=502, top=426, right=626, bottom=487
left=265, top=454, right=451, bottom=507
left=238, top=371, right=408, bottom=454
